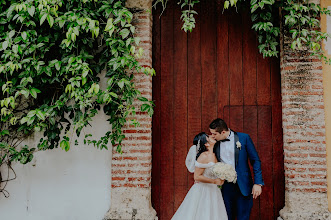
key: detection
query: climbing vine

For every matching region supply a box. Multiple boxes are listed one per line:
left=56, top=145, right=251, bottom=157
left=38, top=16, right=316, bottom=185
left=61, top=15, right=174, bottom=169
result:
left=0, top=0, right=155, bottom=196
left=154, top=0, right=331, bottom=62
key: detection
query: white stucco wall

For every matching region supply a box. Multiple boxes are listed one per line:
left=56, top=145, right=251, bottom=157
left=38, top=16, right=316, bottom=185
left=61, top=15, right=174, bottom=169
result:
left=0, top=113, right=112, bottom=220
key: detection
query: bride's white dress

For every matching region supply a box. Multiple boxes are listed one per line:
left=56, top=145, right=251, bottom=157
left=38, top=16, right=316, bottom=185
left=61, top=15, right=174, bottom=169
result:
left=171, top=161, right=228, bottom=220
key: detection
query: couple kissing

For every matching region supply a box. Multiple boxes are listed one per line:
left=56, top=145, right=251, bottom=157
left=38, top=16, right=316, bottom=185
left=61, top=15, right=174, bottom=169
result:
left=172, top=118, right=264, bottom=220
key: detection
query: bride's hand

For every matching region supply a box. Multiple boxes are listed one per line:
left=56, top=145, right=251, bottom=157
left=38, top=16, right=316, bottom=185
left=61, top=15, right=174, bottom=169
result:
left=213, top=179, right=225, bottom=186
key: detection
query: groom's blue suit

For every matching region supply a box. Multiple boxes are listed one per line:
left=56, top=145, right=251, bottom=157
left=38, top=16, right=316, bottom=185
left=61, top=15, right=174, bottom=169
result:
left=214, top=131, right=264, bottom=220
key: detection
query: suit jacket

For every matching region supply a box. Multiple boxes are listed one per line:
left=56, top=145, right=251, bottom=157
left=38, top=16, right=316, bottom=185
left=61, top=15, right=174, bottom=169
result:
left=214, top=131, right=264, bottom=196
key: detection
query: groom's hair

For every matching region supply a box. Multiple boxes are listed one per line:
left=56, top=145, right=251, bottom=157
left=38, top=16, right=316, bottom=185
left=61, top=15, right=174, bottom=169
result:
left=209, top=118, right=228, bottom=133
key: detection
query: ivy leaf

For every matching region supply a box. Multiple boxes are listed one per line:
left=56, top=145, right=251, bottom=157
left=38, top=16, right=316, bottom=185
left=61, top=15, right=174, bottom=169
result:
left=138, top=97, right=148, bottom=102
left=224, top=1, right=230, bottom=9
left=251, top=0, right=258, bottom=5
left=141, top=103, right=150, bottom=112
left=60, top=140, right=70, bottom=152
left=28, top=6, right=35, bottom=17
left=113, top=62, right=120, bottom=71
left=119, top=29, right=130, bottom=39
left=9, top=30, right=15, bottom=39
left=105, top=18, right=113, bottom=32
left=94, top=84, right=100, bottom=94
left=36, top=110, right=45, bottom=121
left=30, top=88, right=41, bottom=99
left=21, top=32, right=27, bottom=40
left=12, top=45, right=18, bottom=54
left=2, top=41, right=8, bottom=50
left=110, top=92, right=118, bottom=98
left=40, top=13, right=48, bottom=25
left=59, top=20, right=65, bottom=28
left=118, top=80, right=125, bottom=89
left=55, top=62, right=61, bottom=71
left=49, top=117, right=55, bottom=125
left=251, top=4, right=258, bottom=13
left=82, top=77, right=87, bottom=85
left=20, top=89, right=29, bottom=98
left=0, top=130, right=10, bottom=136
left=134, top=37, right=140, bottom=46
left=18, top=45, right=22, bottom=54
left=130, top=26, right=135, bottom=33
left=47, top=14, right=54, bottom=27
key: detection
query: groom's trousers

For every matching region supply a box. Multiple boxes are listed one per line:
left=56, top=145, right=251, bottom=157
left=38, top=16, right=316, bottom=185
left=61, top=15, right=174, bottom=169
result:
left=221, top=182, right=253, bottom=220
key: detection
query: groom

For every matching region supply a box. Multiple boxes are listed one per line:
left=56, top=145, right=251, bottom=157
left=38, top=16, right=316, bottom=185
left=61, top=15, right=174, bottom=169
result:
left=209, top=118, right=264, bottom=220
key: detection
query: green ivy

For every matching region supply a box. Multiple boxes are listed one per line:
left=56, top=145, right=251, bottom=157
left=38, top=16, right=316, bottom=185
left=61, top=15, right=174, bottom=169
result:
left=0, top=0, right=154, bottom=194
left=154, top=0, right=331, bottom=61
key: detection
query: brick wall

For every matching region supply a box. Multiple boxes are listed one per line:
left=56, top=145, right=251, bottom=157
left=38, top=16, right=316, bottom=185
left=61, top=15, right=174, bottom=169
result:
left=111, top=11, right=153, bottom=189
left=279, top=28, right=329, bottom=219
left=104, top=3, right=157, bottom=220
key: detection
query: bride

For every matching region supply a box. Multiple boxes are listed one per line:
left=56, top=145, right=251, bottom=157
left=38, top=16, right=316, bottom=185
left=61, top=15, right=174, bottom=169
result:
left=171, top=132, right=228, bottom=220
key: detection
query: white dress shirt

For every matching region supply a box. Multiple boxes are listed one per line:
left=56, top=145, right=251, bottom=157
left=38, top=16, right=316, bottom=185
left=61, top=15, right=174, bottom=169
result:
left=220, top=130, right=235, bottom=168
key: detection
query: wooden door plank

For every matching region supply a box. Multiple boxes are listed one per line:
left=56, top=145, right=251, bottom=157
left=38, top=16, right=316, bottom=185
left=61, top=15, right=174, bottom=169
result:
left=271, top=57, right=285, bottom=218
left=187, top=2, right=202, bottom=188
left=257, top=55, right=271, bottom=106
left=244, top=106, right=260, bottom=220
left=216, top=1, right=230, bottom=118
left=223, top=105, right=230, bottom=129
left=243, top=9, right=257, bottom=106
left=229, top=106, right=243, bottom=133
left=173, top=3, right=188, bottom=211
left=258, top=106, right=273, bottom=220
left=151, top=3, right=162, bottom=215
left=201, top=0, right=217, bottom=131
left=160, top=2, right=175, bottom=219
left=229, top=9, right=243, bottom=106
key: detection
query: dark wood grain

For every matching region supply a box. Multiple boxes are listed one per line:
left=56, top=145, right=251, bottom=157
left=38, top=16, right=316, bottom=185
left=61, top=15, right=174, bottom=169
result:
left=159, top=1, right=174, bottom=219
left=151, top=2, right=161, bottom=215
left=258, top=106, right=273, bottom=220
left=229, top=9, right=243, bottom=106
left=271, top=57, right=285, bottom=218
left=257, top=55, right=271, bottom=106
left=243, top=9, right=257, bottom=106
left=201, top=0, right=217, bottom=131
left=244, top=106, right=260, bottom=220
left=173, top=3, right=188, bottom=211
left=216, top=1, right=229, bottom=118
left=187, top=2, right=202, bottom=188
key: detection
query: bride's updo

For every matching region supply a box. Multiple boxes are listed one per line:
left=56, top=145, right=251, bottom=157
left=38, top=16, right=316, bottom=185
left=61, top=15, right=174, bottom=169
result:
left=194, top=132, right=208, bottom=160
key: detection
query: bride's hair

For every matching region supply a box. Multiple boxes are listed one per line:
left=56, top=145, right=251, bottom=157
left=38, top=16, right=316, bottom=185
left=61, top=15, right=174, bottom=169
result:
left=194, top=132, right=208, bottom=160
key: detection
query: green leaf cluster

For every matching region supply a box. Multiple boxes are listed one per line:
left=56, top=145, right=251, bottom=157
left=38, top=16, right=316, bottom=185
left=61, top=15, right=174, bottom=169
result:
left=0, top=0, right=155, bottom=191
left=153, top=0, right=331, bottom=61
left=178, top=0, right=199, bottom=33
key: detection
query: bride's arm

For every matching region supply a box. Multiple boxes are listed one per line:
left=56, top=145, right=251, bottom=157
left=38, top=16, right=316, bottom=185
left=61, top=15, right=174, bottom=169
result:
left=194, top=167, right=221, bottom=184
left=194, top=154, right=223, bottom=185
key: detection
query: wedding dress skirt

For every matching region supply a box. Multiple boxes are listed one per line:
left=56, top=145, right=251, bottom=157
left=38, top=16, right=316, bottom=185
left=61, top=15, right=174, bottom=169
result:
left=171, top=162, right=228, bottom=220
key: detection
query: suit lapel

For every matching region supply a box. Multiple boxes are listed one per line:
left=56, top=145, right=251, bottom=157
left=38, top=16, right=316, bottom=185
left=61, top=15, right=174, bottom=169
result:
left=214, top=141, right=221, bottom=162
left=234, top=132, right=239, bottom=167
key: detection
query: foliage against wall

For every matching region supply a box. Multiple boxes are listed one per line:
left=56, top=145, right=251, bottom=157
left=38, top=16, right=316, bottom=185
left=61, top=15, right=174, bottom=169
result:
left=0, top=0, right=154, bottom=196
left=154, top=0, right=331, bottom=62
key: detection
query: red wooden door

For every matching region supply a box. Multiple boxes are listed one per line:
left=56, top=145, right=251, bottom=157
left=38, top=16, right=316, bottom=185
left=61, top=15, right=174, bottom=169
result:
left=152, top=1, right=285, bottom=219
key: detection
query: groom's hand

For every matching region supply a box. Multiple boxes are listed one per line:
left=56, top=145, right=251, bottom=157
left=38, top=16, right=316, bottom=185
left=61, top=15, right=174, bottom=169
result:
left=252, top=184, right=262, bottom=199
